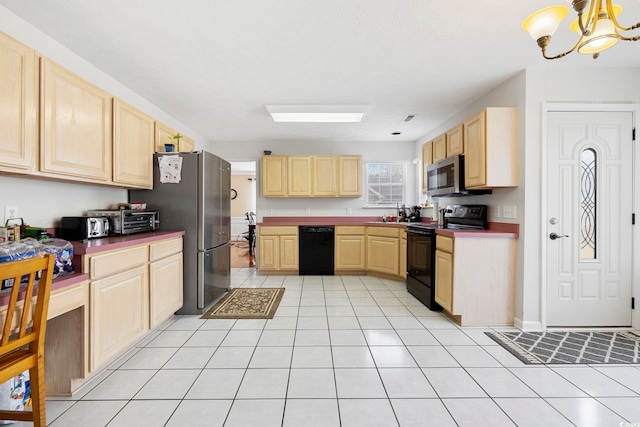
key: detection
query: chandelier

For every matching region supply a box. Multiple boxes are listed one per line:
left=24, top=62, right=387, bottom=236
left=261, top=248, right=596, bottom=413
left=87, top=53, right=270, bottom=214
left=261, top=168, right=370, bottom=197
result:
left=522, top=0, right=640, bottom=59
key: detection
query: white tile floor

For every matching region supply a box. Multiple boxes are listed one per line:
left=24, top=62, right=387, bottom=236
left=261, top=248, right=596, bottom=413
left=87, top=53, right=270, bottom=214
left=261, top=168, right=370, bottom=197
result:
left=28, top=268, right=640, bottom=426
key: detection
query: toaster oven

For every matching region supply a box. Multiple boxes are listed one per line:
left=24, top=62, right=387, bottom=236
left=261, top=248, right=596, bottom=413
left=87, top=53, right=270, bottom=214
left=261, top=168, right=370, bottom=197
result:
left=86, top=210, right=159, bottom=235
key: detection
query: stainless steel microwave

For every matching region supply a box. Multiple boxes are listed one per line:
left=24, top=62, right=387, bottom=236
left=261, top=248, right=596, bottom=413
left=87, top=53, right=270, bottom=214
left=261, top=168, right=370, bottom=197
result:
left=426, top=155, right=491, bottom=198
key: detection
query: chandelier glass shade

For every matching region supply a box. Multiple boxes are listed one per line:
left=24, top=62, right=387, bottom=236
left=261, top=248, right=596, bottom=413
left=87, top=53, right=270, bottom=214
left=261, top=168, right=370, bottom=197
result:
left=522, top=0, right=640, bottom=59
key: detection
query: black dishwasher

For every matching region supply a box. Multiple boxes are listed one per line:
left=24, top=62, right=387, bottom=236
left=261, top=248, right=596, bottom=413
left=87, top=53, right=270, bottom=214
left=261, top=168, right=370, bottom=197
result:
left=299, top=226, right=335, bottom=275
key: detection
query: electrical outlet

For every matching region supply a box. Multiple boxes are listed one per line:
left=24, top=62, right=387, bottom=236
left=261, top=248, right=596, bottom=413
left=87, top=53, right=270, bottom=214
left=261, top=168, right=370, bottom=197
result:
left=347, top=208, right=353, bottom=215
left=268, top=209, right=273, bottom=215
left=4, top=206, right=19, bottom=223
left=493, top=206, right=501, bottom=219
left=305, top=208, right=311, bottom=215
left=503, top=205, right=517, bottom=219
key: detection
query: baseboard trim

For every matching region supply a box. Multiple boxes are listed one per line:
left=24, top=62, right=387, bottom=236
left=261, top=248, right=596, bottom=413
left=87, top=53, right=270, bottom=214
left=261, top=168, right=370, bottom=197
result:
left=515, top=317, right=543, bottom=331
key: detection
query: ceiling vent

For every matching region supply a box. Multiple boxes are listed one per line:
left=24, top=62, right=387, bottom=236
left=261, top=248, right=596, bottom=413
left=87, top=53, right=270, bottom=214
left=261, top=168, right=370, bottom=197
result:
left=403, top=115, right=415, bottom=122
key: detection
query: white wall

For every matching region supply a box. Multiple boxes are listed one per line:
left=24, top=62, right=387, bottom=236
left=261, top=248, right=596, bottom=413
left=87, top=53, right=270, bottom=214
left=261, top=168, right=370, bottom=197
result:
left=0, top=7, right=209, bottom=228
left=213, top=140, right=417, bottom=221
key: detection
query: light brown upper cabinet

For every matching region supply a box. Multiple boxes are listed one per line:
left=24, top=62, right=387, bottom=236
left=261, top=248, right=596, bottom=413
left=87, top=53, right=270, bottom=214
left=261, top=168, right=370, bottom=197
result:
left=179, top=135, right=195, bottom=152
left=287, top=156, right=312, bottom=197
left=312, top=156, right=337, bottom=197
left=40, top=58, right=112, bottom=183
left=261, top=154, right=361, bottom=198
left=155, top=121, right=178, bottom=153
left=262, top=155, right=287, bottom=197
left=446, top=124, right=464, bottom=157
left=338, top=155, right=362, bottom=197
left=0, top=33, right=37, bottom=174
left=421, top=141, right=432, bottom=194
left=432, top=134, right=446, bottom=162
left=113, top=99, right=154, bottom=189
left=155, top=122, right=195, bottom=153
left=463, top=107, right=518, bottom=189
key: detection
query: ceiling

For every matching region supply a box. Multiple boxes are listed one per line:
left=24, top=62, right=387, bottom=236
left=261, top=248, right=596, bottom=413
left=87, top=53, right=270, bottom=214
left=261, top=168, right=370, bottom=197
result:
left=2, top=0, right=640, bottom=144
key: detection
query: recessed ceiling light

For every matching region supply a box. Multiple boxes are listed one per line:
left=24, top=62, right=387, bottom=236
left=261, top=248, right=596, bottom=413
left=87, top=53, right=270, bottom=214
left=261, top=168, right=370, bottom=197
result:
left=265, top=105, right=369, bottom=123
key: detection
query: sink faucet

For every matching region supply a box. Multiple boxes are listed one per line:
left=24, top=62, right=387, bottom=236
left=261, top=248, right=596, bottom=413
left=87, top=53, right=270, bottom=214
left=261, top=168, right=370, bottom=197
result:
left=398, top=203, right=408, bottom=222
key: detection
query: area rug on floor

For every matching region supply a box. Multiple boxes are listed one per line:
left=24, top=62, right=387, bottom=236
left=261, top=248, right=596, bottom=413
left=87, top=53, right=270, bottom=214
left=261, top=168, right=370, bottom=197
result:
left=485, top=331, right=640, bottom=365
left=201, top=288, right=285, bottom=319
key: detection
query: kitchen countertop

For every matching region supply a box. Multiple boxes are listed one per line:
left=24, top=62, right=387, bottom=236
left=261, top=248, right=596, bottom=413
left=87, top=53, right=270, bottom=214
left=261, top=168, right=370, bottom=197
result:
left=70, top=230, right=186, bottom=255
left=258, top=216, right=519, bottom=238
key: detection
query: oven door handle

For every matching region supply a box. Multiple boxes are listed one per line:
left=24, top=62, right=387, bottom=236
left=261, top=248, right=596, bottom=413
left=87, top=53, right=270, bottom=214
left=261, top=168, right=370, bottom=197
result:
left=406, top=229, right=434, bottom=237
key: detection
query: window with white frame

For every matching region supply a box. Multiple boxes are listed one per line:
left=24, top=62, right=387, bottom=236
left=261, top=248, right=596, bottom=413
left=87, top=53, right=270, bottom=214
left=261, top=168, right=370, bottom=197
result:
left=366, top=162, right=407, bottom=206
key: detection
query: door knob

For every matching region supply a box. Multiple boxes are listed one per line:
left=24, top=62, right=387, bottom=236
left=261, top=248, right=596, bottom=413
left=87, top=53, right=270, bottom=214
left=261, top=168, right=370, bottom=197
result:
left=549, top=232, right=569, bottom=240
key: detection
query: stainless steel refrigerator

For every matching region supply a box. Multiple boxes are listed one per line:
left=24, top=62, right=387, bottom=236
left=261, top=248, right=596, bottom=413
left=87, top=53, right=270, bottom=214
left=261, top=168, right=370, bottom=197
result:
left=130, top=151, right=231, bottom=315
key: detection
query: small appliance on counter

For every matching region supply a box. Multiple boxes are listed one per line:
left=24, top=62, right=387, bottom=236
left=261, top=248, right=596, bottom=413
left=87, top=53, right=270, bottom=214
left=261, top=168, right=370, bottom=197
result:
left=86, top=209, right=159, bottom=235
left=407, top=206, right=421, bottom=222
left=59, top=216, right=110, bottom=240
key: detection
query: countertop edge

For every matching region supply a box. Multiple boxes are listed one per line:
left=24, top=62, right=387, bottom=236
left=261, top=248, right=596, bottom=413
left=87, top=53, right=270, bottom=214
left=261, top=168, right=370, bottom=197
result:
left=435, top=229, right=518, bottom=238
left=71, top=231, right=185, bottom=255
left=0, top=272, right=89, bottom=307
left=51, top=272, right=89, bottom=292
left=258, top=221, right=518, bottom=238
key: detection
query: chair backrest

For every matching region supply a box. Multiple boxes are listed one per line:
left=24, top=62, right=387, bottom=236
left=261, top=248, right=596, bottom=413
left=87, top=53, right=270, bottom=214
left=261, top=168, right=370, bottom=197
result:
left=0, top=254, right=55, bottom=357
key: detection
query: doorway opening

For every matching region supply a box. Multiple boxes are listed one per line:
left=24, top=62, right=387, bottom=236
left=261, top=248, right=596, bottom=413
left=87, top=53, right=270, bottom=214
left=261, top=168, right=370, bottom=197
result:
left=230, top=161, right=257, bottom=268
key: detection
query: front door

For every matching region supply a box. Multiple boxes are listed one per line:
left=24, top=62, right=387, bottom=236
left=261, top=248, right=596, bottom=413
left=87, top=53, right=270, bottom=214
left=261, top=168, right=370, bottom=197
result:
left=547, top=111, right=634, bottom=327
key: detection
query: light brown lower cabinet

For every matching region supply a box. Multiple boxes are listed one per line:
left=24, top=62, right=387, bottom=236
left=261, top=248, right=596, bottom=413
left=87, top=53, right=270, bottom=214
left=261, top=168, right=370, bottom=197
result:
left=335, top=226, right=366, bottom=272
left=150, top=252, right=183, bottom=328
left=435, top=248, right=454, bottom=312
left=399, top=229, right=407, bottom=279
left=258, top=226, right=299, bottom=272
left=366, top=227, right=400, bottom=276
left=90, top=266, right=149, bottom=371
left=434, top=234, right=516, bottom=326
left=85, top=237, right=184, bottom=372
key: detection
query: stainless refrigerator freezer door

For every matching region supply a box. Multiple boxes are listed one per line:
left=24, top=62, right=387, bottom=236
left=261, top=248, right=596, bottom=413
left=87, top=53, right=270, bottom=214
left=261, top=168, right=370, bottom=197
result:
left=220, top=158, right=231, bottom=245
left=201, top=153, right=231, bottom=249
left=197, top=243, right=230, bottom=310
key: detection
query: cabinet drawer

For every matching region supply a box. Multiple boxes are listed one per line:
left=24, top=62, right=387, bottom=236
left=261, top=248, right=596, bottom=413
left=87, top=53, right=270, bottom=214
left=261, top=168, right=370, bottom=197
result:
left=48, top=281, right=86, bottom=320
left=436, top=235, right=454, bottom=253
left=336, top=226, right=365, bottom=235
left=258, top=226, right=298, bottom=236
left=149, top=238, right=182, bottom=261
left=367, top=226, right=400, bottom=238
left=90, top=245, right=149, bottom=279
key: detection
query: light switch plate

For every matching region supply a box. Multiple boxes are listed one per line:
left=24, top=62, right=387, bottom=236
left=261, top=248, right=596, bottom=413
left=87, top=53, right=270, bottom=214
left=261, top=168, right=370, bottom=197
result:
left=493, top=206, right=501, bottom=218
left=305, top=208, right=311, bottom=215
left=503, top=205, right=517, bottom=219
left=346, top=208, right=353, bottom=215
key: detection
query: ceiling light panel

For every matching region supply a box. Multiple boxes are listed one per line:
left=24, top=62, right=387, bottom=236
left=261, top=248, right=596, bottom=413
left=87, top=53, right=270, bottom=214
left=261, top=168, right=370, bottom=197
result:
left=265, top=105, right=370, bottom=122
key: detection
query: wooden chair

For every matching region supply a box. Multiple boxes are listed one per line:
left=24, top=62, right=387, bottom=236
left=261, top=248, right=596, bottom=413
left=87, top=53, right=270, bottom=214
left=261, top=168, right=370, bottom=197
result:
left=0, top=254, right=55, bottom=426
